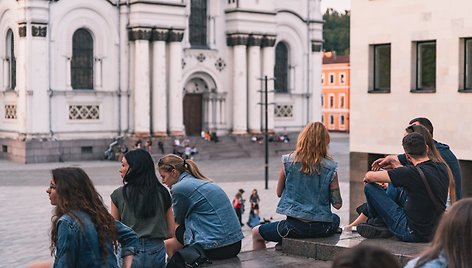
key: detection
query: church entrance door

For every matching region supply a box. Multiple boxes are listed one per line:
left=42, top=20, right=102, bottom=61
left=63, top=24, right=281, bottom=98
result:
left=183, top=94, right=203, bottom=136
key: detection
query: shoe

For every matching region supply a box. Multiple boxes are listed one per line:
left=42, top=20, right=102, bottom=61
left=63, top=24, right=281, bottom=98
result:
left=367, top=217, right=387, bottom=227
left=357, top=223, right=392, bottom=239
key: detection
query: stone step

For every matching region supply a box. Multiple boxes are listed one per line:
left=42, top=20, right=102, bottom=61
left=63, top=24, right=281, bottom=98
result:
left=210, top=247, right=332, bottom=268
left=281, top=232, right=428, bottom=266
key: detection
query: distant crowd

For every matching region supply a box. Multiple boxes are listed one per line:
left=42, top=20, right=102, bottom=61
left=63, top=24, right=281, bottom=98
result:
left=28, top=117, right=470, bottom=268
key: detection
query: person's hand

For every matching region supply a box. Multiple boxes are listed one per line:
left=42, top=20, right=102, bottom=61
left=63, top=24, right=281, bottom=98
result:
left=371, top=158, right=385, bottom=171
left=371, top=155, right=401, bottom=170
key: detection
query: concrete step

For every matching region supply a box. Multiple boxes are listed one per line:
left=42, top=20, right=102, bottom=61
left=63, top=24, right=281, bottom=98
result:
left=210, top=247, right=332, bottom=268
left=282, top=231, right=428, bottom=266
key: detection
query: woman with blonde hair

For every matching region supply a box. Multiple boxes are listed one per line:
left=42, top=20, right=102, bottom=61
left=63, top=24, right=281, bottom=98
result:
left=252, top=122, right=342, bottom=249
left=157, top=154, right=243, bottom=260
left=405, top=198, right=472, bottom=268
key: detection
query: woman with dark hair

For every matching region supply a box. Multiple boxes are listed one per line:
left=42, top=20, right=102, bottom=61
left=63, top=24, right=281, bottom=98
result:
left=252, top=122, right=342, bottom=249
left=157, top=154, right=243, bottom=260
left=42, top=167, right=138, bottom=268
left=405, top=198, right=472, bottom=268
left=111, top=149, right=173, bottom=267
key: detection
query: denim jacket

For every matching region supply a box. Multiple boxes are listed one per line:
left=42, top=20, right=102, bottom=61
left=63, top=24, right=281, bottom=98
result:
left=404, top=254, right=447, bottom=268
left=53, top=210, right=138, bottom=268
left=276, top=154, right=337, bottom=222
left=171, top=172, right=244, bottom=249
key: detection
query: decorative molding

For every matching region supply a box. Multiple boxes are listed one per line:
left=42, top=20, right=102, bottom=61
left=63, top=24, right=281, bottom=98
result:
left=69, top=105, right=100, bottom=120
left=18, top=25, right=27, bottom=37
left=32, top=25, right=47, bottom=37
left=128, top=28, right=152, bottom=41
left=226, top=34, right=249, bottom=46
left=4, top=104, right=17, bottom=120
left=311, top=40, right=323, bottom=52
left=261, top=35, right=276, bottom=47
left=167, top=29, right=184, bottom=42
left=181, top=59, right=186, bottom=69
left=248, top=35, right=262, bottom=46
left=151, top=29, right=168, bottom=41
left=196, top=53, right=206, bottom=62
left=274, top=104, right=293, bottom=118
left=215, top=58, right=226, bottom=72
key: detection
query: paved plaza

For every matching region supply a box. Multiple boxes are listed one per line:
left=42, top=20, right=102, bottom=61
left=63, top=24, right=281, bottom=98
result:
left=0, top=133, right=349, bottom=267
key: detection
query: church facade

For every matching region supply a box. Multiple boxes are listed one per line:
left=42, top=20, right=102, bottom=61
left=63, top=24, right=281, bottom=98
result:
left=0, top=0, right=323, bottom=163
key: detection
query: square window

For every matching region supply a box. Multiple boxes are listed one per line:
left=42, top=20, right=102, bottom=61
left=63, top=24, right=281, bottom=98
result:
left=415, top=41, right=436, bottom=91
left=81, top=146, right=93, bottom=154
left=2, top=145, right=7, bottom=153
left=372, top=44, right=391, bottom=92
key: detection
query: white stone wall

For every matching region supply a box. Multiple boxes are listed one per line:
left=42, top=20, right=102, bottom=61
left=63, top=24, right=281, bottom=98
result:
left=0, top=0, right=322, bottom=143
left=351, top=0, right=472, bottom=160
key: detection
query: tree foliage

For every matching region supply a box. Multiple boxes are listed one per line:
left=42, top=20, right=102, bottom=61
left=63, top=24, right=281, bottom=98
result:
left=323, top=8, right=350, bottom=55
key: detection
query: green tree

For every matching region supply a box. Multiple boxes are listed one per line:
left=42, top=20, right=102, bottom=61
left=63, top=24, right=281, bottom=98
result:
left=323, top=8, right=350, bottom=55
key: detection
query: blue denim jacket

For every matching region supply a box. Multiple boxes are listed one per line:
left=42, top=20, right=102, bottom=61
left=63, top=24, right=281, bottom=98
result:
left=171, top=172, right=244, bottom=249
left=54, top=211, right=138, bottom=268
left=276, top=154, right=337, bottom=222
left=404, top=254, right=447, bottom=268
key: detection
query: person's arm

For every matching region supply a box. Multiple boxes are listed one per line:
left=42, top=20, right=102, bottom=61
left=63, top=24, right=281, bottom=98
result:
left=111, top=201, right=120, bottom=220
left=172, top=192, right=190, bottom=225
left=166, top=207, right=176, bottom=238
left=371, top=155, right=403, bottom=171
left=363, top=170, right=392, bottom=183
left=329, top=173, right=342, bottom=210
left=115, top=220, right=138, bottom=260
left=276, top=163, right=285, bottom=197
left=54, top=219, right=78, bottom=267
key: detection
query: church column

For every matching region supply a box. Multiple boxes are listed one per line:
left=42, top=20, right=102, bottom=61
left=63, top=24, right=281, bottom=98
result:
left=151, top=29, right=168, bottom=136
left=129, top=28, right=152, bottom=137
left=311, top=40, right=323, bottom=122
left=167, top=29, right=185, bottom=136
left=261, top=35, right=276, bottom=132
left=227, top=34, right=248, bottom=134
left=247, top=35, right=262, bottom=134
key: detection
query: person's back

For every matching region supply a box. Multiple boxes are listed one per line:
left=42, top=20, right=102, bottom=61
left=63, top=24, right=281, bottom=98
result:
left=172, top=173, right=243, bottom=249
left=277, top=154, right=337, bottom=222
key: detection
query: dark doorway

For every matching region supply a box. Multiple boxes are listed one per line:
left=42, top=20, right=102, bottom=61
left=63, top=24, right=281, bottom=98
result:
left=183, top=94, right=203, bottom=136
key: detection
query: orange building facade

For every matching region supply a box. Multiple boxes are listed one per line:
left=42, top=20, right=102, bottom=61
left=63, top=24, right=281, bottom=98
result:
left=321, top=53, right=350, bottom=132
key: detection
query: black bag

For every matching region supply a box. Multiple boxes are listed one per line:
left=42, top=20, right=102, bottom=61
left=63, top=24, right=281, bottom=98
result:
left=166, top=243, right=210, bottom=268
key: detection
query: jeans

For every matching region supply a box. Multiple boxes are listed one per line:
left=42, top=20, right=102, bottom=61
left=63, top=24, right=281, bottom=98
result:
left=131, top=238, right=165, bottom=268
left=258, top=215, right=340, bottom=243
left=364, top=183, right=418, bottom=242
left=385, top=183, right=408, bottom=207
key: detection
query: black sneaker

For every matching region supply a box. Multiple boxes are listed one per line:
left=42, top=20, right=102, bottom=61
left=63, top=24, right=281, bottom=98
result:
left=357, top=223, right=392, bottom=239
left=367, top=217, right=386, bottom=227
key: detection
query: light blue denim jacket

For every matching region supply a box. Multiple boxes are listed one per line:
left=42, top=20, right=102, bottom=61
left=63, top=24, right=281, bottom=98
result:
left=53, top=210, right=138, bottom=268
left=276, top=154, right=337, bottom=222
left=171, top=172, right=244, bottom=249
left=404, top=254, right=447, bottom=268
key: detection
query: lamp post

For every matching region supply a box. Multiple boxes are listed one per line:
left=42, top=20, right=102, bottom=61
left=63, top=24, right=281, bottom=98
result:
left=258, top=75, right=275, bottom=190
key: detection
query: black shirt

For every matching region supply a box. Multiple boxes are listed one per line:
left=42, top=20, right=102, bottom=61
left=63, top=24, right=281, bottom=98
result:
left=388, top=160, right=448, bottom=241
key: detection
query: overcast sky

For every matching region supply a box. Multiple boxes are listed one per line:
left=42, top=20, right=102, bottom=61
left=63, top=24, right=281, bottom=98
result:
left=321, top=0, right=351, bottom=12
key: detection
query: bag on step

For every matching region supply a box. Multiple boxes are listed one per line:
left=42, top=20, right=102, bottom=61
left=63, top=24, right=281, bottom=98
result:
left=166, top=243, right=210, bottom=268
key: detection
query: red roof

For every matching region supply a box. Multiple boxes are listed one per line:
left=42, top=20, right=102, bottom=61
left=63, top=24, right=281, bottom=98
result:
left=323, top=55, right=350, bottom=64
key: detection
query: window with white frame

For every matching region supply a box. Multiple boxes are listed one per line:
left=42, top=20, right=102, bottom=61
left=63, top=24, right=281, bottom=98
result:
left=340, top=115, right=345, bottom=125
left=275, top=42, right=289, bottom=93
left=321, top=73, right=325, bottom=85
left=329, top=95, right=334, bottom=108
left=340, top=95, right=345, bottom=108
left=415, top=41, right=436, bottom=91
left=329, top=73, right=334, bottom=84
left=329, top=115, right=334, bottom=125
left=339, top=73, right=346, bottom=84
left=5, top=29, right=16, bottom=90
left=321, top=95, right=324, bottom=107
left=189, top=0, right=208, bottom=48
left=371, top=44, right=391, bottom=92
left=72, top=28, right=94, bottom=89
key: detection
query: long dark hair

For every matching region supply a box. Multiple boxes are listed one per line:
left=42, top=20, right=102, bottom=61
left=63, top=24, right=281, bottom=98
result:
left=122, top=149, right=171, bottom=219
left=414, top=198, right=472, bottom=268
left=50, top=167, right=118, bottom=261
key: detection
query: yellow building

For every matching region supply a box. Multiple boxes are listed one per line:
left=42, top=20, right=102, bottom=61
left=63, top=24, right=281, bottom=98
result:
left=321, top=53, right=350, bottom=132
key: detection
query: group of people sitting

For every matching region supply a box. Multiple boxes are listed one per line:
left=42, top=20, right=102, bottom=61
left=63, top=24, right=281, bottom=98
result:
left=28, top=117, right=470, bottom=268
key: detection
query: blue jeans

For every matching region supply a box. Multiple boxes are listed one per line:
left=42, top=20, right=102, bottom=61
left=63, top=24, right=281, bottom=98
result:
left=385, top=183, right=408, bottom=207
left=258, top=215, right=340, bottom=243
left=131, top=238, right=165, bottom=268
left=364, top=183, right=419, bottom=242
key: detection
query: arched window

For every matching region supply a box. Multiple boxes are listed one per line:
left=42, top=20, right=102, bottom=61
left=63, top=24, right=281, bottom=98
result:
left=274, top=42, right=288, bottom=93
left=71, top=28, right=93, bottom=89
left=189, top=0, right=207, bottom=47
left=6, top=29, right=16, bottom=90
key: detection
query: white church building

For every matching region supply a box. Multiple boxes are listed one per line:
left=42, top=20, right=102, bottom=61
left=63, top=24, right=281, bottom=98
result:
left=0, top=0, right=323, bottom=163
